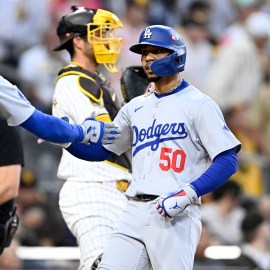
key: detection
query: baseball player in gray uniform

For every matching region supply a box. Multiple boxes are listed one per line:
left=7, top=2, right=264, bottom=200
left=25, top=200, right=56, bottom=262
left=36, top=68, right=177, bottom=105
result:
left=60, top=25, right=241, bottom=270
left=0, top=75, right=119, bottom=145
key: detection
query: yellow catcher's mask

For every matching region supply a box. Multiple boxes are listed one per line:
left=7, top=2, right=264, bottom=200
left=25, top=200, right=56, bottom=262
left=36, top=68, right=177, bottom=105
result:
left=54, top=6, right=123, bottom=73
left=87, top=9, right=123, bottom=73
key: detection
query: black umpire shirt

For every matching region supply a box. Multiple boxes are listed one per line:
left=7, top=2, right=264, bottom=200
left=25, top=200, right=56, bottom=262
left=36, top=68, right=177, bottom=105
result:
left=0, top=117, right=24, bottom=167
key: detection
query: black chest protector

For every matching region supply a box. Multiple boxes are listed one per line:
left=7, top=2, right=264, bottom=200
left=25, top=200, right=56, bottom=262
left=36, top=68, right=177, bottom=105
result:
left=58, top=66, right=131, bottom=172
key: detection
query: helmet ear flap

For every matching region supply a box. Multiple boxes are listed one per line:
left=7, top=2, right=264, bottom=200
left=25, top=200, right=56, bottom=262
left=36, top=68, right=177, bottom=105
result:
left=151, top=52, right=185, bottom=77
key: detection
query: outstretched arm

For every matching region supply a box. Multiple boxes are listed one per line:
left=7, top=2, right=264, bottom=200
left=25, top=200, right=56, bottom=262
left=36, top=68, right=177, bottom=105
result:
left=20, top=110, right=121, bottom=145
left=0, top=77, right=120, bottom=144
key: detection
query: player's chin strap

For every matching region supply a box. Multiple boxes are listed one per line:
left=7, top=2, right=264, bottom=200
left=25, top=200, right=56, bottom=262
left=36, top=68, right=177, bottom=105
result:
left=0, top=204, right=19, bottom=254
left=91, top=253, right=103, bottom=270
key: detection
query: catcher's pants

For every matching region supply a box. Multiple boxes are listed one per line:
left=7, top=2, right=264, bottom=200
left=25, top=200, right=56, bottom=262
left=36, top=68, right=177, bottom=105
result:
left=98, top=200, right=201, bottom=270
left=59, top=181, right=128, bottom=270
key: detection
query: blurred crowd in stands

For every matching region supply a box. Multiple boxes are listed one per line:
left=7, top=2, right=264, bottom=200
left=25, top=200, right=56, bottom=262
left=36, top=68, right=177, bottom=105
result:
left=1, top=0, right=270, bottom=269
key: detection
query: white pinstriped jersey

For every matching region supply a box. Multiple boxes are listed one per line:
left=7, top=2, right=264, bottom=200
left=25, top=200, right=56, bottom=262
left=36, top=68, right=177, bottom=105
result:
left=0, top=76, right=35, bottom=125
left=53, top=71, right=131, bottom=182
left=105, top=81, right=241, bottom=197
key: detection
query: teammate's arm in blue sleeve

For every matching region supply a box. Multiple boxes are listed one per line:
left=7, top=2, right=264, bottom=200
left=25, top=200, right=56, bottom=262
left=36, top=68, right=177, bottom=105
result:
left=190, top=148, right=238, bottom=197
left=66, top=142, right=111, bottom=161
left=20, top=109, right=84, bottom=143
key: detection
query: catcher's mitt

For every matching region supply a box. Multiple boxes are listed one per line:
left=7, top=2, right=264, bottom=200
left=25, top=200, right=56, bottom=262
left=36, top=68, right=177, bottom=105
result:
left=120, top=66, right=150, bottom=103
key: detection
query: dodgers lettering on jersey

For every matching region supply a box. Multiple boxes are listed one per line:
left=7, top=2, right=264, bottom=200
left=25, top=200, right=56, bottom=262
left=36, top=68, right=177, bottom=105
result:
left=132, top=119, right=188, bottom=156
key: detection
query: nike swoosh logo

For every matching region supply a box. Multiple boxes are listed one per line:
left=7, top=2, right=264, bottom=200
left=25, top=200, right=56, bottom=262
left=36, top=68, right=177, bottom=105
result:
left=134, top=106, right=143, bottom=112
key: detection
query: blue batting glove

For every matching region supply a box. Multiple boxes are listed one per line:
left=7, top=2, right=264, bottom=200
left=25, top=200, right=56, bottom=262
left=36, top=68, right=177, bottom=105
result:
left=81, top=116, right=121, bottom=145
left=155, top=185, right=198, bottom=219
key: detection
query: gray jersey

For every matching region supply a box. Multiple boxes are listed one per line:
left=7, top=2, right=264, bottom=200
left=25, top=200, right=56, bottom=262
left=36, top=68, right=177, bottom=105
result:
left=105, top=84, right=241, bottom=197
left=0, top=76, right=35, bottom=126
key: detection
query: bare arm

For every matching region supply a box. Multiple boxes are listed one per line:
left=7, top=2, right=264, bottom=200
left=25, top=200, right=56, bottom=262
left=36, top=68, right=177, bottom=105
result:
left=0, top=165, right=21, bottom=205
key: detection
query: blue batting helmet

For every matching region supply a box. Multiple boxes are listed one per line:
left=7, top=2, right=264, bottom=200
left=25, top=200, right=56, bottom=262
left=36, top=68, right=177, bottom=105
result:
left=129, top=25, right=186, bottom=77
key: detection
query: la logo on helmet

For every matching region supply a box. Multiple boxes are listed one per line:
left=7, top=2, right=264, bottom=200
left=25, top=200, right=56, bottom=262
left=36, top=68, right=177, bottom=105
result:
left=143, top=27, right=152, bottom=39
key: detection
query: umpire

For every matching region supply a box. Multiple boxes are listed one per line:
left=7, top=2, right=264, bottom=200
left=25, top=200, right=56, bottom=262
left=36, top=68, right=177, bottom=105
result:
left=0, top=118, right=23, bottom=254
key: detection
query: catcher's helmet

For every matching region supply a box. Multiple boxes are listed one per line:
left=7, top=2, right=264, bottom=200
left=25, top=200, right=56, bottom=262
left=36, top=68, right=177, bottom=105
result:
left=54, top=6, right=123, bottom=73
left=130, top=25, right=186, bottom=77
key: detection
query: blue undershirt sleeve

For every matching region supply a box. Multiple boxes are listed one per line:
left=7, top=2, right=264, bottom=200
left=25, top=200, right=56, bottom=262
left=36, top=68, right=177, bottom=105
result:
left=66, top=142, right=111, bottom=161
left=190, top=148, right=238, bottom=197
left=20, top=109, right=84, bottom=143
